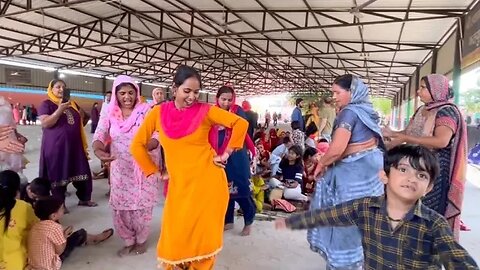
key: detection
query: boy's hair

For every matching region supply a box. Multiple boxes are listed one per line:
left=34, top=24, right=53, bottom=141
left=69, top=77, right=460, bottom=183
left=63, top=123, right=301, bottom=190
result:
left=282, top=136, right=291, bottom=144
left=384, top=144, right=439, bottom=184
left=34, top=196, right=64, bottom=221
left=303, top=147, right=318, bottom=160
left=29, top=177, right=51, bottom=198
left=318, top=138, right=329, bottom=143
left=291, top=121, right=300, bottom=130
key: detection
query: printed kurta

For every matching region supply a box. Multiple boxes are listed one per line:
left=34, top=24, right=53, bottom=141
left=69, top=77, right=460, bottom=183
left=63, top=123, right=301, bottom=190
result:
left=93, top=106, right=160, bottom=210
left=131, top=105, right=248, bottom=266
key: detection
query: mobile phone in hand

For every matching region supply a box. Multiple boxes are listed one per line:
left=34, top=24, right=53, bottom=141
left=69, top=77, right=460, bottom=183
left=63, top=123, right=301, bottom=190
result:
left=61, top=88, right=71, bottom=103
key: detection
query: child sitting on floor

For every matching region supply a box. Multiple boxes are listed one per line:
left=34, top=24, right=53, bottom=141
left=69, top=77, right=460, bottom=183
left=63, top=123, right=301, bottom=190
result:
left=255, top=141, right=272, bottom=178
left=251, top=175, right=266, bottom=213
left=270, top=145, right=308, bottom=202
left=27, top=197, right=114, bottom=270
left=302, top=147, right=318, bottom=195
left=0, top=170, right=37, bottom=270
left=20, top=177, right=51, bottom=206
left=276, top=144, right=478, bottom=269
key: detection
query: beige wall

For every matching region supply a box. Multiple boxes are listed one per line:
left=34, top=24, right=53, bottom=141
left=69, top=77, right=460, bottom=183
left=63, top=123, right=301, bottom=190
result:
left=437, top=32, right=456, bottom=75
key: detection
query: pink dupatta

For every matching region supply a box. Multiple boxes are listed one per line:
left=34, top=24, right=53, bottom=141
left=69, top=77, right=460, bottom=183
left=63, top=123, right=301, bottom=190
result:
left=109, top=75, right=151, bottom=133
left=160, top=101, right=210, bottom=139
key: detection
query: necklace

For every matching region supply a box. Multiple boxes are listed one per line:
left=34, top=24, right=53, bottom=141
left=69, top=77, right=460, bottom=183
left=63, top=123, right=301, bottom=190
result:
left=387, top=216, right=403, bottom=222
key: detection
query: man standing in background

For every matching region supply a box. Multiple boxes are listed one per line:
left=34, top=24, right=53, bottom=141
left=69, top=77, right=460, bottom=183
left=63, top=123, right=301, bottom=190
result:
left=291, top=98, right=305, bottom=131
left=99, top=91, right=112, bottom=118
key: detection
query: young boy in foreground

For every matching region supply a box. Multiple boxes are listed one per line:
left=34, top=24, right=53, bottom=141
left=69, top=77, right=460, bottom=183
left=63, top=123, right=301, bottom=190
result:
left=276, top=144, right=478, bottom=269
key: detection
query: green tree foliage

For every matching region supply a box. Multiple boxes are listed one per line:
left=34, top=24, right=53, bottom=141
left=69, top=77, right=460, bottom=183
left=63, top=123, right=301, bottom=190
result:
left=371, top=97, right=392, bottom=116
left=461, top=88, right=480, bottom=114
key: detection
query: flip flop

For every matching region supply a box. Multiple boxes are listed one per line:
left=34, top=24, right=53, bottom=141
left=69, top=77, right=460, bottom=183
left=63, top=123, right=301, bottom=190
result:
left=92, top=228, right=114, bottom=245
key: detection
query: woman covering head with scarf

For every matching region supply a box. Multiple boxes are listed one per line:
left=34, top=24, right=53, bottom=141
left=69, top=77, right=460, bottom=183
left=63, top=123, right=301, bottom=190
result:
left=38, top=79, right=96, bottom=208
left=268, top=128, right=280, bottom=151
left=383, top=74, right=467, bottom=240
left=308, top=74, right=384, bottom=270
left=209, top=85, right=256, bottom=236
left=130, top=65, right=248, bottom=270
left=92, top=75, right=161, bottom=257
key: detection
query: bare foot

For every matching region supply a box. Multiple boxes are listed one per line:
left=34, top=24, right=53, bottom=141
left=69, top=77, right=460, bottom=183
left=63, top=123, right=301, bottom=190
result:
left=117, top=245, right=134, bottom=257
left=133, top=242, right=147, bottom=255
left=224, top=223, right=234, bottom=231
left=240, top=225, right=252, bottom=236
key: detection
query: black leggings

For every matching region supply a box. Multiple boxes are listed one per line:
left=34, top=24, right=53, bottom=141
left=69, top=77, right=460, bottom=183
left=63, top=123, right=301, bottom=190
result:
left=60, top=229, right=87, bottom=261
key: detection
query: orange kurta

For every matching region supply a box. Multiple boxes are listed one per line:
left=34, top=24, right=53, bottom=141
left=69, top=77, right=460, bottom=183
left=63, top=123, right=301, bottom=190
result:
left=131, top=104, right=248, bottom=267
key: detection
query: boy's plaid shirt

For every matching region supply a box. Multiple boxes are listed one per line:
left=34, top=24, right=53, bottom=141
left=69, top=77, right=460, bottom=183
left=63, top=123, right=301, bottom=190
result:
left=286, top=196, right=478, bottom=270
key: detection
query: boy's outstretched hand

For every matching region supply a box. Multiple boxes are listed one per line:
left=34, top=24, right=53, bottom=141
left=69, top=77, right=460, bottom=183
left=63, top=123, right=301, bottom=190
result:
left=275, top=218, right=288, bottom=230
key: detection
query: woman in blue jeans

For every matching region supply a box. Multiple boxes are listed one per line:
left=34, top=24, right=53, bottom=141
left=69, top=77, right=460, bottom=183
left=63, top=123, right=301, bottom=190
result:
left=308, top=75, right=385, bottom=269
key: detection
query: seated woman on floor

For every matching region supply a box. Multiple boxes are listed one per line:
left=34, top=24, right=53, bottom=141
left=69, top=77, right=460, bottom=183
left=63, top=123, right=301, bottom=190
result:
left=269, top=145, right=308, bottom=202
left=255, top=140, right=272, bottom=178
left=303, top=147, right=319, bottom=195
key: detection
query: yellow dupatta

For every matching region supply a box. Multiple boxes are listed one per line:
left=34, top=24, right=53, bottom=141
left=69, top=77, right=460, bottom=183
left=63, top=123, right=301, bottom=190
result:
left=47, top=80, right=89, bottom=159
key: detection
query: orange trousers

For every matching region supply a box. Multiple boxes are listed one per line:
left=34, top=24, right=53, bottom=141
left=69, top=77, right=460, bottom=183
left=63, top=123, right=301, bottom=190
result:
left=161, top=257, right=215, bottom=270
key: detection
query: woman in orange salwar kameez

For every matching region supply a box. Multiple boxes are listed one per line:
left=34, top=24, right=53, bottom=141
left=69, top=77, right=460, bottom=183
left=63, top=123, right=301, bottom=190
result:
left=130, top=65, right=248, bottom=270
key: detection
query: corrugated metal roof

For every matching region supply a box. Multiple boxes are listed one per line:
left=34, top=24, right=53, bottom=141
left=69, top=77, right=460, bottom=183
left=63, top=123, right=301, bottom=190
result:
left=0, top=0, right=477, bottom=97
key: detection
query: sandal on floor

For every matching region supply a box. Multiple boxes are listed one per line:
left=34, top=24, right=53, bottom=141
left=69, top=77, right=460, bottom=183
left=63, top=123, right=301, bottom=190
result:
left=78, top=201, right=98, bottom=207
left=91, top=228, right=114, bottom=245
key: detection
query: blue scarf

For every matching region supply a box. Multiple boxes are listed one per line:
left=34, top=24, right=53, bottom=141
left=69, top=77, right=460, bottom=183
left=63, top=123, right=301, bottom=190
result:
left=342, top=76, right=384, bottom=150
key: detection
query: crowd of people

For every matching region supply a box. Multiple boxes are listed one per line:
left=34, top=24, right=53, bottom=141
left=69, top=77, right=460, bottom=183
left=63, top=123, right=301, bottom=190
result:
left=0, top=65, right=478, bottom=270
left=11, top=104, right=38, bottom=126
